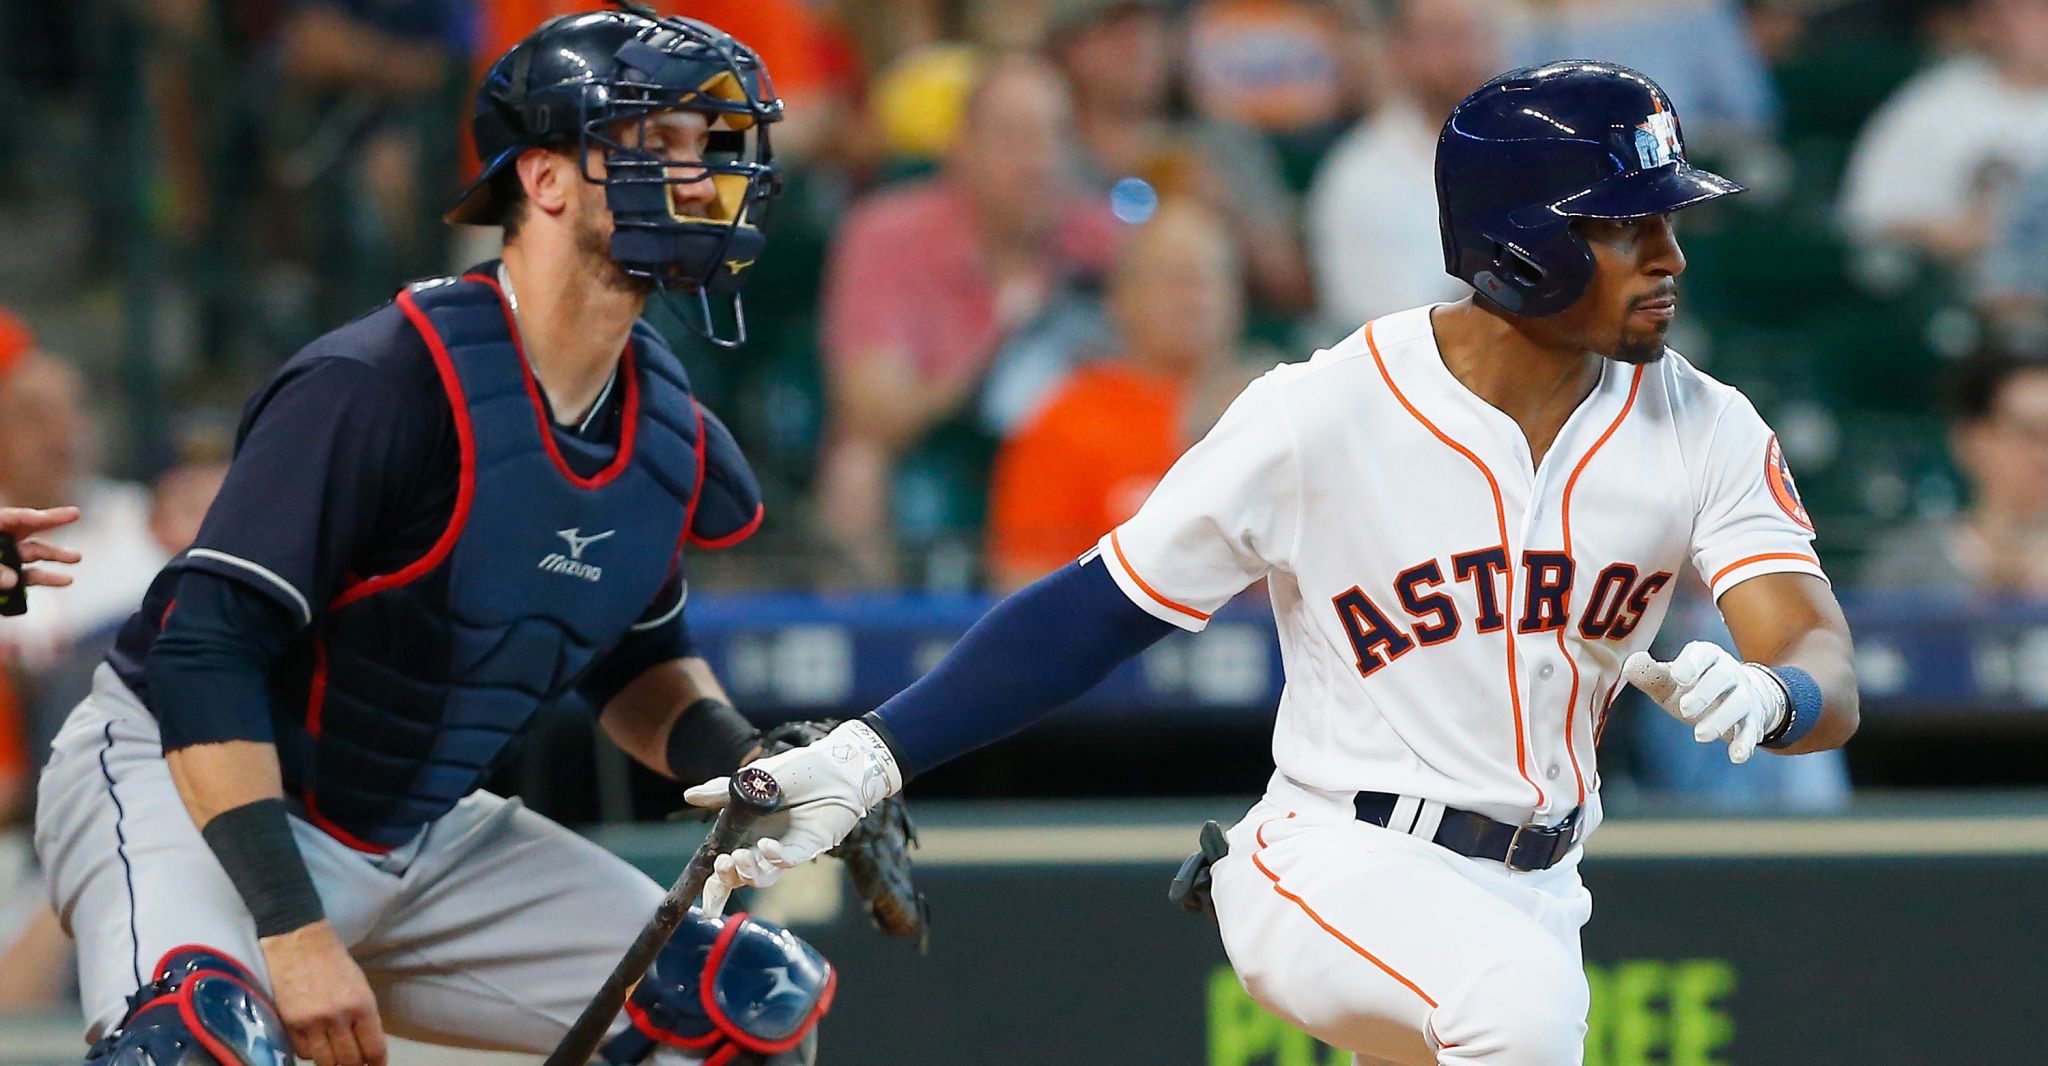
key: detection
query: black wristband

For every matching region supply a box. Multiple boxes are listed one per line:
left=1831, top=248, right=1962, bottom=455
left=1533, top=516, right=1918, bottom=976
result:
left=859, top=711, right=914, bottom=783
left=200, top=798, right=325, bottom=938
left=664, top=697, right=760, bottom=783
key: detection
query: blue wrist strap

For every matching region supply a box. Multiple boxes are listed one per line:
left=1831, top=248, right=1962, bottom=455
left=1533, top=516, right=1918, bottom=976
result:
left=1759, top=665, right=1823, bottom=749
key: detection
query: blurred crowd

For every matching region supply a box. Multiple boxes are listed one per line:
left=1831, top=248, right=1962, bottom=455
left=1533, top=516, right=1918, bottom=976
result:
left=7, top=1, right=2048, bottom=997
left=1, top=0, right=2045, bottom=587
left=4, top=0, right=2044, bottom=592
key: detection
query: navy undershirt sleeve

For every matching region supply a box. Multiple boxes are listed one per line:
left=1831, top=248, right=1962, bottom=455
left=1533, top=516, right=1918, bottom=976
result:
left=151, top=572, right=298, bottom=750
left=577, top=572, right=696, bottom=709
left=868, top=556, right=1177, bottom=778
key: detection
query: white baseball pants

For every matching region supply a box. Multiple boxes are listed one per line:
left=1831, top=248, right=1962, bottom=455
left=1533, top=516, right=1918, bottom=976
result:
left=1212, top=774, right=1594, bottom=1066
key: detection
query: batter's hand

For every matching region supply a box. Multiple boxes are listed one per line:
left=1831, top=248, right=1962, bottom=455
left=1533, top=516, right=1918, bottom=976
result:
left=0, top=506, right=82, bottom=590
left=260, top=921, right=388, bottom=1066
left=1624, top=642, right=1787, bottom=764
left=684, top=719, right=902, bottom=916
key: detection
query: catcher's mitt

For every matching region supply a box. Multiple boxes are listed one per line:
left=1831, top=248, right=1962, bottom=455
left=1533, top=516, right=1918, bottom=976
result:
left=759, top=721, right=931, bottom=952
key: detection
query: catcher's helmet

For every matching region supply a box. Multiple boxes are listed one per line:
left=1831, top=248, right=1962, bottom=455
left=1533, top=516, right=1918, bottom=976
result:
left=1436, top=60, right=1743, bottom=318
left=448, top=2, right=783, bottom=344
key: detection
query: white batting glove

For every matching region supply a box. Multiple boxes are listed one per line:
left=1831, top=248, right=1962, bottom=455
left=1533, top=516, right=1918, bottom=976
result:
left=683, top=719, right=903, bottom=916
left=1623, top=642, right=1788, bottom=765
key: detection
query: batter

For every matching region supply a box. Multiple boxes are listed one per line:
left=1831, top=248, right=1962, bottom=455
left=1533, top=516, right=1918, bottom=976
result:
left=689, top=61, right=1860, bottom=1065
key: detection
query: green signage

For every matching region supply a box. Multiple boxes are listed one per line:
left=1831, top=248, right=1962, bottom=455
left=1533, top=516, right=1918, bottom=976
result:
left=1208, top=958, right=1735, bottom=1066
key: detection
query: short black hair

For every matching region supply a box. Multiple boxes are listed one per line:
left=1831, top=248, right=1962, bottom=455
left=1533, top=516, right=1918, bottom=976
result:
left=1951, top=348, right=2048, bottom=422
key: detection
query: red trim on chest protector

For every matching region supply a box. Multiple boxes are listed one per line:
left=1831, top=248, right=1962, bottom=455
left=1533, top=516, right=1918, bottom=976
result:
left=467, top=272, right=640, bottom=491
left=332, top=288, right=480, bottom=610
left=691, top=502, right=765, bottom=550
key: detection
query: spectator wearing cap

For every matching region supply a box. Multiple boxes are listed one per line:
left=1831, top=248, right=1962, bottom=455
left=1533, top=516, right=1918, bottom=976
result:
left=816, top=56, right=1120, bottom=586
left=985, top=200, right=1255, bottom=591
left=1862, top=351, right=2048, bottom=598
left=1052, top=0, right=1311, bottom=314
left=1838, top=0, right=2048, bottom=265
left=1306, top=0, right=1499, bottom=331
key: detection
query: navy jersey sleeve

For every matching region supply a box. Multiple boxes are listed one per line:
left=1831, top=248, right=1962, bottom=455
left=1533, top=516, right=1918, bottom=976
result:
left=182, top=355, right=450, bottom=626
left=689, top=402, right=763, bottom=549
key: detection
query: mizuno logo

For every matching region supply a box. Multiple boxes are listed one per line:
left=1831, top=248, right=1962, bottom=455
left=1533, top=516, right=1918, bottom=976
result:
left=557, top=528, right=614, bottom=560
left=541, top=528, right=613, bottom=583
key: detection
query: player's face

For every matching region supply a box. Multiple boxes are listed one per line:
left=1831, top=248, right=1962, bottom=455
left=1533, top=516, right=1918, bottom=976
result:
left=1562, top=214, right=1685, bottom=365
left=572, top=110, right=721, bottom=294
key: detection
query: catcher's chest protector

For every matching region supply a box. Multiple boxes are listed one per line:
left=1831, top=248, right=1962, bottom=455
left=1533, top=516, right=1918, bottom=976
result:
left=276, top=274, right=702, bottom=850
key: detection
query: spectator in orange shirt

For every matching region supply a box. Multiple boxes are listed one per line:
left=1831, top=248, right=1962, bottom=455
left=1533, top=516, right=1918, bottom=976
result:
left=986, top=200, right=1253, bottom=590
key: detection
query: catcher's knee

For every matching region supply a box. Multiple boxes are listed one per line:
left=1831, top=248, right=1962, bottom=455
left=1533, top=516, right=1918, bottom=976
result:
left=600, top=910, right=834, bottom=1066
left=84, top=945, right=290, bottom=1065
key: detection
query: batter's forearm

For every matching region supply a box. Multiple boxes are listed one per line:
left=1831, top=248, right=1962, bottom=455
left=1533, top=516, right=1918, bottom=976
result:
left=1765, top=627, right=1859, bottom=755
left=870, top=556, right=1176, bottom=777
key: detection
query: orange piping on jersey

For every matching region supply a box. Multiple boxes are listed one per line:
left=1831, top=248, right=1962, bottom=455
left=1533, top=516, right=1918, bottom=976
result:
left=1708, top=551, right=1820, bottom=589
left=1554, top=365, right=1644, bottom=807
left=1254, top=811, right=1296, bottom=848
left=1594, top=674, right=1627, bottom=745
left=1250, top=812, right=1438, bottom=1008
left=1364, top=319, right=1544, bottom=810
left=1109, top=528, right=1213, bottom=622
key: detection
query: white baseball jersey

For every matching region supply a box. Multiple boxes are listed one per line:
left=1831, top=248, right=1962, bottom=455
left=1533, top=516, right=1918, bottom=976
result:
left=1095, top=304, right=1825, bottom=828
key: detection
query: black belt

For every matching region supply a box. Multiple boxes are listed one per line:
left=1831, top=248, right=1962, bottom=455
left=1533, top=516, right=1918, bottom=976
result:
left=1353, top=792, right=1581, bottom=872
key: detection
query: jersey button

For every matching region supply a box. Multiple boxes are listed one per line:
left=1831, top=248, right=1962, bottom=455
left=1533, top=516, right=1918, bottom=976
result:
left=1546, top=764, right=1562, bottom=780
left=1538, top=663, right=1555, bottom=680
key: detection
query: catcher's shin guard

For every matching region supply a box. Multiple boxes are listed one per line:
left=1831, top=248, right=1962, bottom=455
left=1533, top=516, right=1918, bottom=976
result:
left=84, top=946, right=290, bottom=1065
left=600, top=910, right=834, bottom=1066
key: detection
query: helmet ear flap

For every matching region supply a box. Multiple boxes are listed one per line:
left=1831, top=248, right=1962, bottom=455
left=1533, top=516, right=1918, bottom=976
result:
left=1467, top=227, right=1595, bottom=318
left=1468, top=236, right=1546, bottom=314
left=1495, top=241, right=1548, bottom=287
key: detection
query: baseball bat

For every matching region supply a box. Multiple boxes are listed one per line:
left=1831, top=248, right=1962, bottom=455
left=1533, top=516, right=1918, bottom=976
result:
left=543, top=767, right=784, bottom=1066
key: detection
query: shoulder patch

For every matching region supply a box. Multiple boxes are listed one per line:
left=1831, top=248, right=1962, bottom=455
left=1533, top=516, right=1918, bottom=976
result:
left=1764, top=434, right=1813, bottom=531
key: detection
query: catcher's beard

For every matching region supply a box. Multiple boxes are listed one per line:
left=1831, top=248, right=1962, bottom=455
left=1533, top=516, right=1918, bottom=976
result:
left=576, top=204, right=657, bottom=297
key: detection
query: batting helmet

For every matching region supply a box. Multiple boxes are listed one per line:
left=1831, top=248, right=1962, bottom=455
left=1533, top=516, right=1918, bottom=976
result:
left=1436, top=60, right=1743, bottom=318
left=448, top=2, right=782, bottom=343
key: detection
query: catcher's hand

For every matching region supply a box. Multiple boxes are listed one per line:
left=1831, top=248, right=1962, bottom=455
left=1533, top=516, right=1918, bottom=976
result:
left=686, top=719, right=930, bottom=950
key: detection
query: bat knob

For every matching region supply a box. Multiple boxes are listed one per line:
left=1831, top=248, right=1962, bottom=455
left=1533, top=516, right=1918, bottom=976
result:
left=730, top=766, right=783, bottom=813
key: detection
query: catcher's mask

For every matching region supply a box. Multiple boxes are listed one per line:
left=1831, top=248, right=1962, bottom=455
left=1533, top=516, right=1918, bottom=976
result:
left=449, top=0, right=784, bottom=347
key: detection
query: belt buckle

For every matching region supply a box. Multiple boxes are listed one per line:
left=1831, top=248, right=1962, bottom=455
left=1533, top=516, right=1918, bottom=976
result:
left=1504, top=822, right=1551, bottom=873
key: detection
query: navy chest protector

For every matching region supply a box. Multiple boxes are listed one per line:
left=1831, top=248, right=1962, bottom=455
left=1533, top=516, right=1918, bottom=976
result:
left=277, top=274, right=702, bottom=849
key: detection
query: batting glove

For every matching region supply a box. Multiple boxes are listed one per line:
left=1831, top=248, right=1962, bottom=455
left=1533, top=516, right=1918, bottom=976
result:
left=1623, top=641, right=1788, bottom=765
left=684, top=719, right=903, bottom=916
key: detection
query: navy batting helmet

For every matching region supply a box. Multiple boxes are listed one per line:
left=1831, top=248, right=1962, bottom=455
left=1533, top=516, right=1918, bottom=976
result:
left=1436, top=61, right=1743, bottom=318
left=448, top=2, right=782, bottom=344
